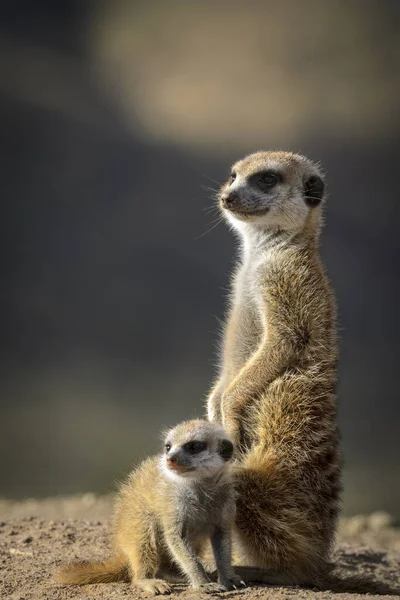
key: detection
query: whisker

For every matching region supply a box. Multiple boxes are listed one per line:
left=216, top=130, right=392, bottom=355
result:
left=203, top=174, right=222, bottom=186
left=201, top=184, right=219, bottom=194
left=202, top=205, right=220, bottom=216
left=194, top=216, right=224, bottom=240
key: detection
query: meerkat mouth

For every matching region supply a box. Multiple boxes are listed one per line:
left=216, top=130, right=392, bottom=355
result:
left=225, top=206, right=270, bottom=218
left=166, top=464, right=196, bottom=473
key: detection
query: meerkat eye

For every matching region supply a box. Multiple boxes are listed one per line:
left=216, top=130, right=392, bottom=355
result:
left=185, top=441, right=207, bottom=454
left=256, top=171, right=281, bottom=189
left=165, top=443, right=171, bottom=453
left=229, top=172, right=236, bottom=184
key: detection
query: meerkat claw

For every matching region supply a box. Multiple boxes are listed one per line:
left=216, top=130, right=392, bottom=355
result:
left=198, top=582, right=228, bottom=593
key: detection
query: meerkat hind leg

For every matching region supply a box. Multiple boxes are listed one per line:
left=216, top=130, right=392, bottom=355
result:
left=135, top=577, right=172, bottom=596
left=121, top=523, right=172, bottom=595
left=129, top=550, right=172, bottom=596
left=129, top=556, right=172, bottom=596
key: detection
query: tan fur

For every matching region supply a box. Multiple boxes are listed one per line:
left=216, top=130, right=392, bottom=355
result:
left=57, top=420, right=244, bottom=595
left=206, top=151, right=342, bottom=586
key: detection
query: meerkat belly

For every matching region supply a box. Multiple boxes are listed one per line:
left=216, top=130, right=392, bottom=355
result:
left=184, top=513, right=215, bottom=542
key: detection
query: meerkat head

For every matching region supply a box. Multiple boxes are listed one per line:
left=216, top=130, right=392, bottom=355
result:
left=160, top=419, right=234, bottom=483
left=219, top=151, right=325, bottom=235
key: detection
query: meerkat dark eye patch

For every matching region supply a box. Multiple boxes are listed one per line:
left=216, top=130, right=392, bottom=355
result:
left=229, top=172, right=236, bottom=184
left=184, top=441, right=207, bottom=454
left=249, top=170, right=282, bottom=191
left=219, top=439, right=234, bottom=461
left=304, top=175, right=324, bottom=206
left=165, top=443, right=171, bottom=453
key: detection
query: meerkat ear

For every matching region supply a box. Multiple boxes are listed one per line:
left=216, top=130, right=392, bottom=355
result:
left=219, top=439, right=234, bottom=462
left=304, top=175, right=324, bottom=207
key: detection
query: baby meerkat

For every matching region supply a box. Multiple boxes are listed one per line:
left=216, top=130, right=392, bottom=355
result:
left=57, top=419, right=245, bottom=596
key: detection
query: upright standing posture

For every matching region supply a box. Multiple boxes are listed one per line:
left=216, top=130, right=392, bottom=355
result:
left=58, top=420, right=245, bottom=595
left=208, top=151, right=340, bottom=586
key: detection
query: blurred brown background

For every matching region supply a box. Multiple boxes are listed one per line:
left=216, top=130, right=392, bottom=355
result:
left=0, top=0, right=399, bottom=516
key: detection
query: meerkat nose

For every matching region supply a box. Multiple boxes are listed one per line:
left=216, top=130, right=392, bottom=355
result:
left=221, top=192, right=239, bottom=208
left=167, top=455, right=178, bottom=464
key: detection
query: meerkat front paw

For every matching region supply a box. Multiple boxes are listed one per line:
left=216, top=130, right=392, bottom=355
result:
left=219, top=574, right=247, bottom=590
left=136, top=578, right=172, bottom=595
left=220, top=412, right=239, bottom=445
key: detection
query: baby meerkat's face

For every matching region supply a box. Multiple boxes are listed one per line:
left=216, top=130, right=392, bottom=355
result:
left=219, top=151, right=325, bottom=233
left=161, top=419, right=234, bottom=482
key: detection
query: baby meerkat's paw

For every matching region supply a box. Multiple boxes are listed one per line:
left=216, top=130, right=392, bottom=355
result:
left=219, top=574, right=247, bottom=591
left=197, top=581, right=228, bottom=593
left=136, top=578, right=172, bottom=596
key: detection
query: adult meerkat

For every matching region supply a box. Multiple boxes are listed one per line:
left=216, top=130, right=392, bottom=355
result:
left=57, top=419, right=245, bottom=595
left=207, top=151, right=341, bottom=587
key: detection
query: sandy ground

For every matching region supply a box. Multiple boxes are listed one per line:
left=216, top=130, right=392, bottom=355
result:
left=1, top=495, right=399, bottom=600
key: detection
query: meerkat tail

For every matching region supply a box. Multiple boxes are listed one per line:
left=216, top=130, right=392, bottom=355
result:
left=322, top=570, right=398, bottom=595
left=56, top=555, right=129, bottom=585
left=231, top=452, right=330, bottom=585
left=232, top=566, right=396, bottom=595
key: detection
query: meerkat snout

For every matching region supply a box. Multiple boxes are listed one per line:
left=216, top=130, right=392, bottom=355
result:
left=221, top=190, right=240, bottom=209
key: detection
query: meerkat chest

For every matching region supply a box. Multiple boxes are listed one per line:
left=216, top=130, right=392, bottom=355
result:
left=173, top=483, right=232, bottom=537
left=234, top=245, right=272, bottom=309
left=228, top=252, right=270, bottom=363
left=234, top=260, right=258, bottom=302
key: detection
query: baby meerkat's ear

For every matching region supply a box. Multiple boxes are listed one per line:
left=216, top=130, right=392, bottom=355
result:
left=219, top=439, right=234, bottom=462
left=304, top=175, right=324, bottom=207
